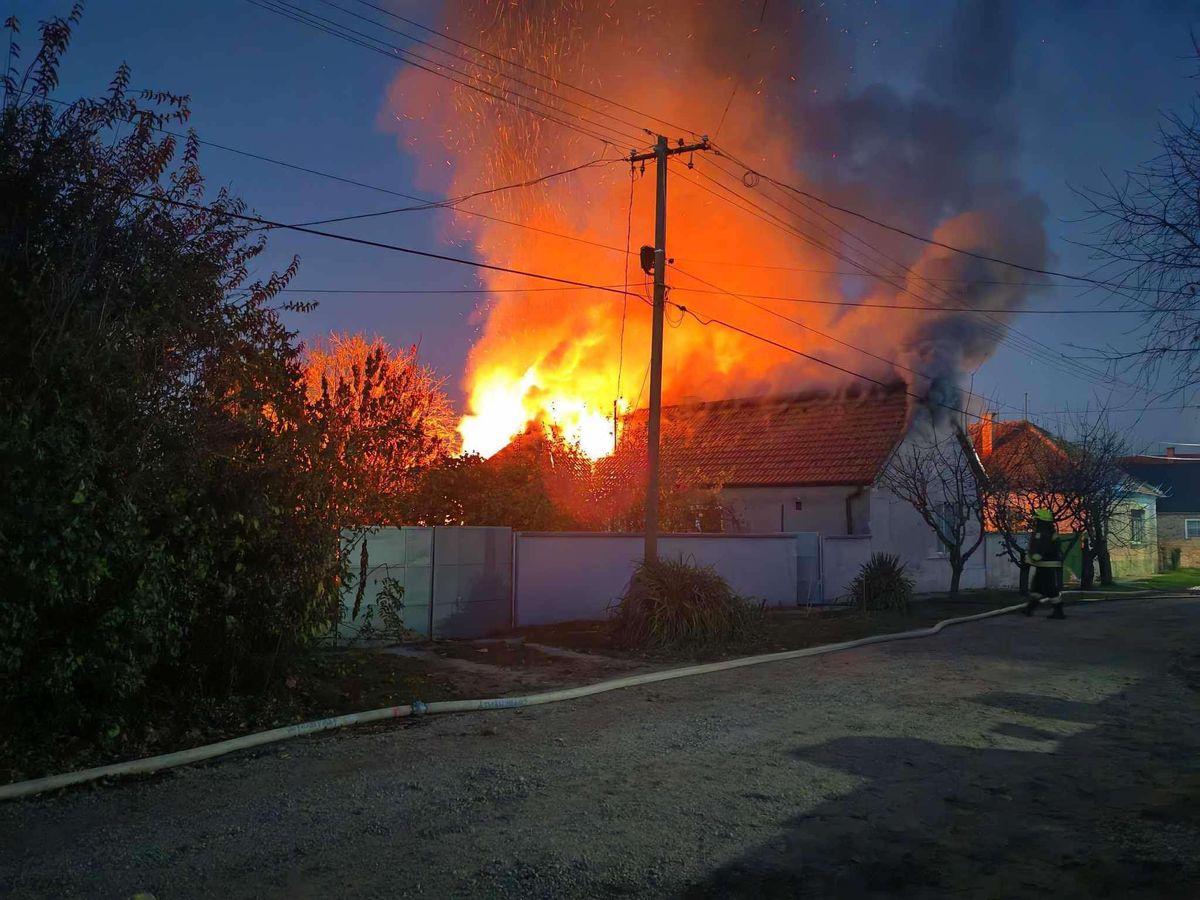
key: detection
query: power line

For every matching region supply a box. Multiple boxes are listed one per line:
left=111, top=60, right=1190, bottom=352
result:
left=278, top=285, right=628, bottom=295
left=278, top=280, right=1143, bottom=314
left=268, top=157, right=620, bottom=230
left=671, top=264, right=931, bottom=383
left=665, top=283, right=1141, bottom=314
left=348, top=0, right=700, bottom=139
left=677, top=159, right=1055, bottom=374
left=711, top=143, right=1158, bottom=292
left=136, top=186, right=993, bottom=423
left=713, top=0, right=769, bottom=141
left=127, top=188, right=648, bottom=301
left=734, top=162, right=1156, bottom=392
left=685, top=155, right=1143, bottom=392
left=668, top=255, right=1162, bottom=293
left=312, top=0, right=656, bottom=142
left=35, top=92, right=635, bottom=257
left=669, top=298, right=987, bottom=420
left=244, top=0, right=642, bottom=149
left=56, top=85, right=1152, bottom=317
left=253, top=0, right=646, bottom=147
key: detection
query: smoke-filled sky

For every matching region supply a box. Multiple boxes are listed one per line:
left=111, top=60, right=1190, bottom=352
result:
left=20, top=0, right=1200, bottom=452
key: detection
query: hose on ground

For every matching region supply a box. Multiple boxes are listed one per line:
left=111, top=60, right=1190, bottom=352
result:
left=0, top=590, right=1152, bottom=801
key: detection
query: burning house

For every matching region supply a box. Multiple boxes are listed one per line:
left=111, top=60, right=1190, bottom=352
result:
left=383, top=1, right=1063, bottom=595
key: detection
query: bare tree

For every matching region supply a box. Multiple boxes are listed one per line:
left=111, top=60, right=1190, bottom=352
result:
left=961, top=412, right=1138, bottom=592
left=956, top=417, right=1077, bottom=596
left=1055, top=415, right=1138, bottom=587
left=882, top=426, right=985, bottom=596
left=1085, top=39, right=1200, bottom=392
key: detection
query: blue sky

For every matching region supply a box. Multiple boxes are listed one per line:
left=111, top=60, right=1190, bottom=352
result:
left=11, top=0, right=1200, bottom=451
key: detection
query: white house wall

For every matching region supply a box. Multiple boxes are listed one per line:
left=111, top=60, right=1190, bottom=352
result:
left=866, top=486, right=988, bottom=594
left=721, top=485, right=871, bottom=535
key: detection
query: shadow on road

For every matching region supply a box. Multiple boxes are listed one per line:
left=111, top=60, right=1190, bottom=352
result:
left=681, top=675, right=1200, bottom=899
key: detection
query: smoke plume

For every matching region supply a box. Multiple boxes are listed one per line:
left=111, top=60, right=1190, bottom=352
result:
left=383, top=0, right=1047, bottom=456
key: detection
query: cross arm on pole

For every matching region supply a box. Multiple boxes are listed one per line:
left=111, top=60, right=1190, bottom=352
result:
left=629, top=136, right=710, bottom=163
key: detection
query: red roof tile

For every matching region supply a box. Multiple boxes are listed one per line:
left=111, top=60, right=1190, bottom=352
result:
left=968, top=418, right=1068, bottom=484
left=608, top=384, right=911, bottom=487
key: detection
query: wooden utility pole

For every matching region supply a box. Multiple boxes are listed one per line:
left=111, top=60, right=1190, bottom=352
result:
left=630, top=134, right=710, bottom=564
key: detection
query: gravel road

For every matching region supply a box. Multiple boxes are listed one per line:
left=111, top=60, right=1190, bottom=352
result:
left=3, top=596, right=1199, bottom=899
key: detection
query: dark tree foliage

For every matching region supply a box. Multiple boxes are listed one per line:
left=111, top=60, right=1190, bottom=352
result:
left=0, top=7, right=343, bottom=735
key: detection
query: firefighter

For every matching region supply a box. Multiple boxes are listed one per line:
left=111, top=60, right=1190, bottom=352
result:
left=1023, top=508, right=1065, bottom=619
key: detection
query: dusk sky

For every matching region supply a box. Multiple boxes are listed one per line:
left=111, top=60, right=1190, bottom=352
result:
left=15, top=0, right=1200, bottom=452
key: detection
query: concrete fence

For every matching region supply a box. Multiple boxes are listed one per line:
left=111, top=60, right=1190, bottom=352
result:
left=341, top=528, right=825, bottom=638
left=820, top=535, right=873, bottom=602
left=340, top=526, right=512, bottom=640
left=513, top=532, right=821, bottom=627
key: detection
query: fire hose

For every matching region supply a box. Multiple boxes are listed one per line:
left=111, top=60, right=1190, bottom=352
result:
left=0, top=590, right=1154, bottom=802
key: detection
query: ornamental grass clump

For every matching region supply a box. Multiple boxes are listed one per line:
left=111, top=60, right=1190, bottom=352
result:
left=610, top=555, right=755, bottom=649
left=847, top=553, right=915, bottom=612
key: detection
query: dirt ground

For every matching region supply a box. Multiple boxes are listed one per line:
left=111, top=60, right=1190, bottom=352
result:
left=510, top=595, right=1018, bottom=662
left=0, top=596, right=1018, bottom=783
left=3, top=595, right=1199, bottom=899
left=0, top=650, right=465, bottom=785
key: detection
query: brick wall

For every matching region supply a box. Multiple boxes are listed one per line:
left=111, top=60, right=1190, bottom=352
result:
left=1157, top=512, right=1200, bottom=569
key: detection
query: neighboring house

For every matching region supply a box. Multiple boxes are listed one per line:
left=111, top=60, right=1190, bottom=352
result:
left=969, top=415, right=1160, bottom=581
left=1120, top=449, right=1200, bottom=569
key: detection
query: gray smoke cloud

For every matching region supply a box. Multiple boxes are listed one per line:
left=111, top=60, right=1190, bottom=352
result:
left=391, top=0, right=1049, bottom=445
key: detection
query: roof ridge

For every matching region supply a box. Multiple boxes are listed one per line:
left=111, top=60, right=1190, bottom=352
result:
left=626, top=381, right=909, bottom=418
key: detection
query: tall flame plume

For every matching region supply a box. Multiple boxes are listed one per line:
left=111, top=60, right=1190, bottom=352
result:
left=385, top=0, right=1047, bottom=458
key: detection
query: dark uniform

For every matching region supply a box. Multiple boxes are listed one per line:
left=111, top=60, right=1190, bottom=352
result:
left=1024, top=512, right=1065, bottom=619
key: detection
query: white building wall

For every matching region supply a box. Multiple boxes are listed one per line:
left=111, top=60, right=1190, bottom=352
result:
left=866, top=486, right=987, bottom=594
left=721, top=485, right=870, bottom=535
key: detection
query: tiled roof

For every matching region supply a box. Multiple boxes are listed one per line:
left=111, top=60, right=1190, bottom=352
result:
left=606, top=384, right=910, bottom=487
left=968, top=419, right=1068, bottom=484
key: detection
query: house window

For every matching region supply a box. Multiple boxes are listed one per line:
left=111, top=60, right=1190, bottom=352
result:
left=932, top=501, right=955, bottom=555
left=1129, top=508, right=1146, bottom=545
left=1186, top=519, right=1200, bottom=540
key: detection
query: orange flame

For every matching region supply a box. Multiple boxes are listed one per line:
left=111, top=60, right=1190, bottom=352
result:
left=382, top=1, right=1036, bottom=459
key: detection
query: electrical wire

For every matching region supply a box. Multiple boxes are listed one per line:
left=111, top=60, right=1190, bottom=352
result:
left=711, top=143, right=1153, bottom=291
left=348, top=0, right=701, bottom=139
left=666, top=256, right=1165, bottom=292
left=252, top=0, right=646, bottom=147
left=266, top=157, right=621, bottom=230
left=33, top=93, right=636, bottom=258
left=683, top=156, right=1145, bottom=392
left=313, top=0, right=656, bottom=142
left=713, top=0, right=769, bottom=141
left=125, top=189, right=650, bottom=303
left=132, top=187, right=1172, bottom=426
left=277, top=285, right=628, bottom=295
left=671, top=264, right=931, bottom=383
left=723, top=160, right=1146, bottom=384
left=664, top=283, right=1141, bottom=314
left=244, top=0, right=642, bottom=150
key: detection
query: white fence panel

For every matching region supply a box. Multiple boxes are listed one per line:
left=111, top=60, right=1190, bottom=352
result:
left=821, top=535, right=873, bottom=603
left=514, top=532, right=820, bottom=627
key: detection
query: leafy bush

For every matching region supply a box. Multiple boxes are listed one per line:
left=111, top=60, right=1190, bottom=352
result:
left=847, top=553, right=915, bottom=611
left=609, top=556, right=755, bottom=649
left=0, top=9, right=344, bottom=738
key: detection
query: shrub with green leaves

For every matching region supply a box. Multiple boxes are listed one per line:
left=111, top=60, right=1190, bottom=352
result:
left=610, top=556, right=755, bottom=649
left=0, top=8, right=343, bottom=737
left=847, top=553, right=915, bottom=611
